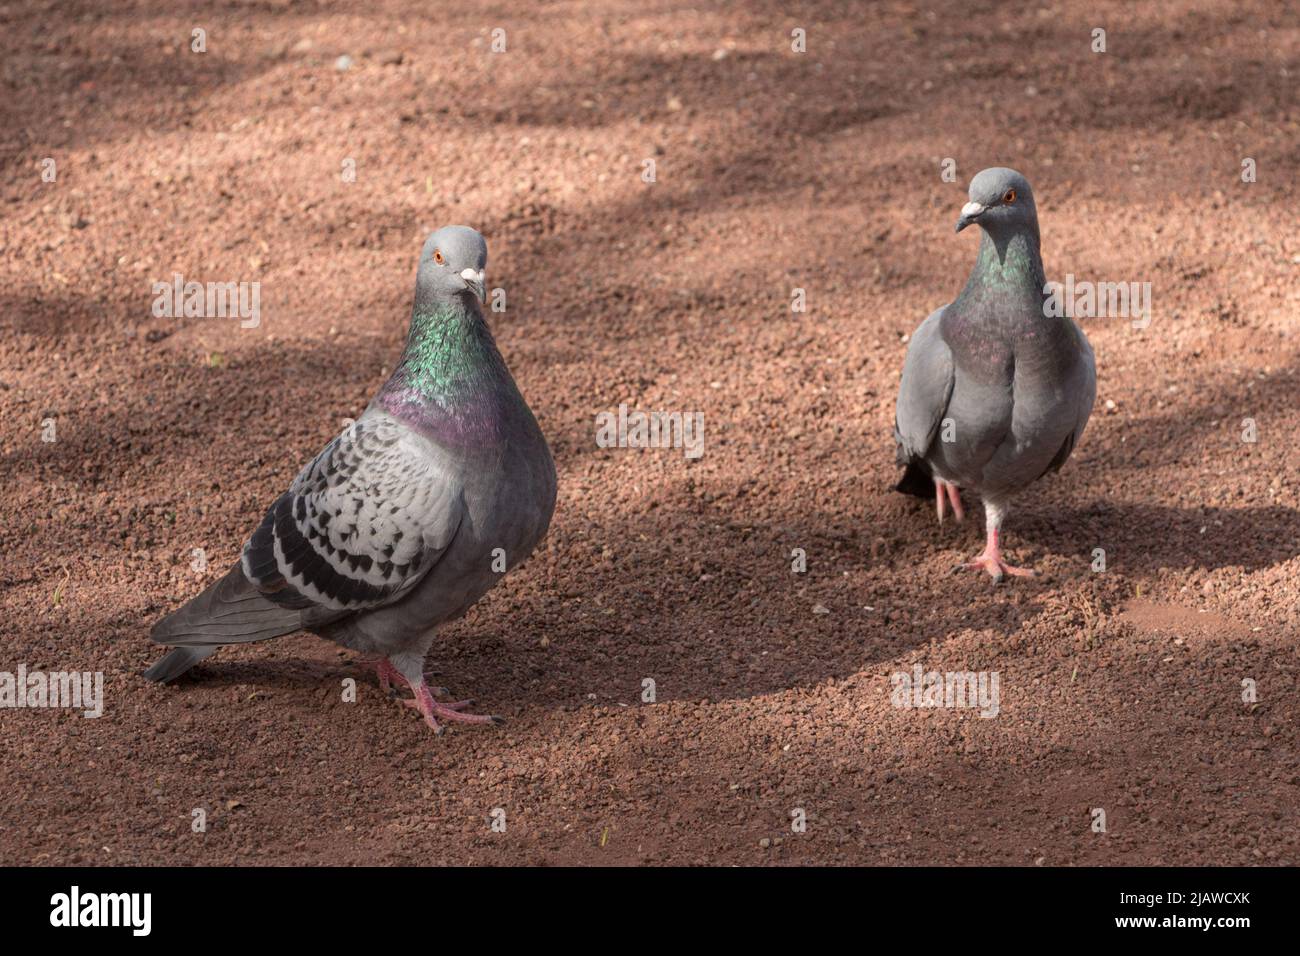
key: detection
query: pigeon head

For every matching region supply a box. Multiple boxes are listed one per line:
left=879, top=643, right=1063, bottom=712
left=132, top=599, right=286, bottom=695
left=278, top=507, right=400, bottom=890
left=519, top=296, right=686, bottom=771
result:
left=417, top=225, right=488, bottom=303
left=955, top=168, right=1037, bottom=236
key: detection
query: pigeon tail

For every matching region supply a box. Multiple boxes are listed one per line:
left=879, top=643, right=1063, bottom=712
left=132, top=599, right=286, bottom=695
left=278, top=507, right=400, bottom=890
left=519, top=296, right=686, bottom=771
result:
left=894, top=459, right=934, bottom=499
left=142, top=645, right=218, bottom=683
left=143, top=563, right=304, bottom=682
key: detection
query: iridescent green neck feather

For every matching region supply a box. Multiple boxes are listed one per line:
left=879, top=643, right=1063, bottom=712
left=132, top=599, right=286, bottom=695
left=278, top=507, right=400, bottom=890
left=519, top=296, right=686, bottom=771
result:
left=954, top=226, right=1046, bottom=314
left=376, top=297, right=516, bottom=445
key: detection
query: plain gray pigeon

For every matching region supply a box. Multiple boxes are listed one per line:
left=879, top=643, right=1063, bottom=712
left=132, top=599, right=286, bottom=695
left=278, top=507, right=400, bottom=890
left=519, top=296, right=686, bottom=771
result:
left=893, top=168, right=1095, bottom=581
left=144, top=226, right=557, bottom=732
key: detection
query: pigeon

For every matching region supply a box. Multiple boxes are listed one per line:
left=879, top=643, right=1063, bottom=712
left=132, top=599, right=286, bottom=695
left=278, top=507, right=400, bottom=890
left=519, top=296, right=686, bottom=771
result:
left=144, top=226, right=557, bottom=732
left=893, top=168, right=1095, bottom=581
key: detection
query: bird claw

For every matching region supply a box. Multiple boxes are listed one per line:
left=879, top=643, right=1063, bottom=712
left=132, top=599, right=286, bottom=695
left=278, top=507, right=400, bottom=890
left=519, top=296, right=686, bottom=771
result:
left=403, top=684, right=502, bottom=732
left=357, top=659, right=499, bottom=732
left=954, top=553, right=1037, bottom=583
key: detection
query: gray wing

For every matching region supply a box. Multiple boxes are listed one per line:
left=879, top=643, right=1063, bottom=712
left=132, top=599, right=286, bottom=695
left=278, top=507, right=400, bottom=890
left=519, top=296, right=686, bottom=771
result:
left=1040, top=319, right=1096, bottom=477
left=241, top=411, right=464, bottom=617
left=894, top=306, right=955, bottom=465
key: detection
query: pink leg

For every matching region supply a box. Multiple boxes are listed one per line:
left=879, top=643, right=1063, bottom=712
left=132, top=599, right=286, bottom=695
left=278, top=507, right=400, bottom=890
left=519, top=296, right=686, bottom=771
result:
left=944, top=482, right=965, bottom=522
left=376, top=658, right=405, bottom=695
left=956, top=527, right=1037, bottom=583
left=402, top=679, right=503, bottom=734
left=934, top=479, right=965, bottom=524
left=358, top=658, right=450, bottom=697
left=356, top=657, right=408, bottom=695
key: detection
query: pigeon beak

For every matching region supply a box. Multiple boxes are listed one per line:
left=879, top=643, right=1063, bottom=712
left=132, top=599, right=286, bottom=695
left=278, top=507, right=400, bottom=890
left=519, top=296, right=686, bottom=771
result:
left=460, top=268, right=486, bottom=302
left=955, top=201, right=985, bottom=233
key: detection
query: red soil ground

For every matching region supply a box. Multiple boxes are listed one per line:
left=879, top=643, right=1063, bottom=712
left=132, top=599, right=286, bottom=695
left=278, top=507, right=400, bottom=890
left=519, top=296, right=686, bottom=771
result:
left=1, top=0, right=1297, bottom=864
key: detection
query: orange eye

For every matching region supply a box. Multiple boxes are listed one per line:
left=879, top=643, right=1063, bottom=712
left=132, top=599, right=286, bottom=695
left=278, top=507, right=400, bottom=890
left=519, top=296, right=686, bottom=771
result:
left=1002, top=189, right=1017, bottom=203
left=433, top=250, right=445, bottom=264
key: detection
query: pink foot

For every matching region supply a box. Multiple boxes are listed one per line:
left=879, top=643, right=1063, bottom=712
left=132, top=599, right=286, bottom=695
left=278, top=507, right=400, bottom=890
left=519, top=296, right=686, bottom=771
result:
left=402, top=680, right=503, bottom=734
left=956, top=551, right=1038, bottom=582
left=954, top=529, right=1037, bottom=583
left=356, top=657, right=408, bottom=695
left=358, top=659, right=449, bottom=697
